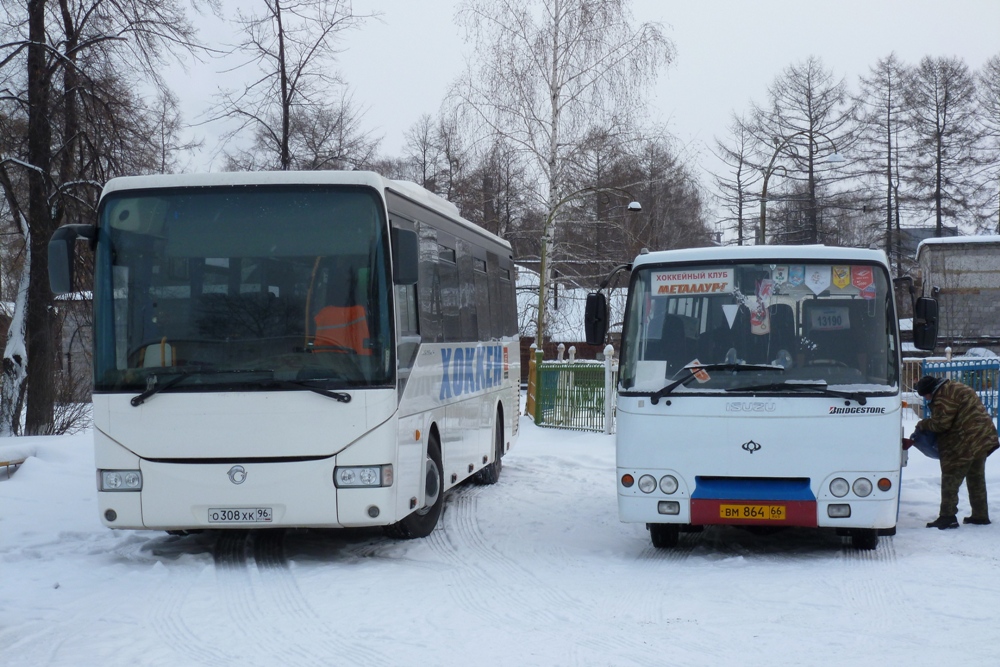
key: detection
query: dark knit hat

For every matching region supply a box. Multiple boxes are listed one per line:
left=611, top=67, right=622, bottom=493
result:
left=915, top=375, right=944, bottom=396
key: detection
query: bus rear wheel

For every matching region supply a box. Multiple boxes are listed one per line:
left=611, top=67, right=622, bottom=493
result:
left=649, top=523, right=679, bottom=549
left=385, top=436, right=443, bottom=539
left=474, top=410, right=504, bottom=485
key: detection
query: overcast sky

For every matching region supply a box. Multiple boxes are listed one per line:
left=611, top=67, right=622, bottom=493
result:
left=174, top=0, right=1000, bottom=182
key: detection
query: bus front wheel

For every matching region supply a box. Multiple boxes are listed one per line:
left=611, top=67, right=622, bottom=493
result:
left=649, top=523, right=679, bottom=549
left=385, top=436, right=444, bottom=539
left=850, top=529, right=879, bottom=551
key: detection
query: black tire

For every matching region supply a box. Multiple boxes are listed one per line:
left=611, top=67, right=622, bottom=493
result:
left=385, top=435, right=444, bottom=539
left=649, top=523, right=680, bottom=549
left=851, top=529, right=879, bottom=551
left=474, top=410, right=504, bottom=485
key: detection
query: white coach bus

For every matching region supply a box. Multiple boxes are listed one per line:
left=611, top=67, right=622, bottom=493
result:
left=585, top=245, right=938, bottom=550
left=49, top=171, right=519, bottom=538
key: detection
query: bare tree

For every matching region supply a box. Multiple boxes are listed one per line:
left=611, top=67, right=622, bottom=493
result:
left=979, top=54, right=1000, bottom=232
left=0, top=0, right=205, bottom=435
left=214, top=0, right=375, bottom=171
left=752, top=56, right=857, bottom=245
left=903, top=56, right=986, bottom=235
left=453, top=0, right=674, bottom=342
left=855, top=53, right=909, bottom=273
left=711, top=113, right=760, bottom=246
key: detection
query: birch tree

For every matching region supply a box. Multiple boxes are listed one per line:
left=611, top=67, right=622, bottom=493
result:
left=453, top=0, right=673, bottom=342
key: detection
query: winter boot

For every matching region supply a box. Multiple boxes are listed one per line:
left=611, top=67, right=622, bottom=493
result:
left=963, top=516, right=991, bottom=525
left=926, top=515, right=959, bottom=529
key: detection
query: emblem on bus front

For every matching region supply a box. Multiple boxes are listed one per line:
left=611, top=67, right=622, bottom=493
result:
left=741, top=440, right=762, bottom=454
left=228, top=465, right=247, bottom=485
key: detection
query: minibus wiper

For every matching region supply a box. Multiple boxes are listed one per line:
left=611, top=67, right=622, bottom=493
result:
left=725, top=381, right=867, bottom=406
left=258, top=379, right=352, bottom=403
left=130, top=368, right=274, bottom=407
left=649, top=363, right=783, bottom=405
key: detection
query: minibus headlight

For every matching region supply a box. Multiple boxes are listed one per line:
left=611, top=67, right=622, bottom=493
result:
left=659, top=475, right=679, bottom=494
left=334, top=465, right=393, bottom=488
left=829, top=478, right=849, bottom=498
left=100, top=469, right=142, bottom=492
left=637, top=475, right=657, bottom=493
left=853, top=478, right=873, bottom=497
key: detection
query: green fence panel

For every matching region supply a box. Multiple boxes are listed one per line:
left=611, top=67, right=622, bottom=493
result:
left=535, top=361, right=610, bottom=432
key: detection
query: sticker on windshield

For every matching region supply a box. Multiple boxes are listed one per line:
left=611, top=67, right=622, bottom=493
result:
left=651, top=269, right=733, bottom=296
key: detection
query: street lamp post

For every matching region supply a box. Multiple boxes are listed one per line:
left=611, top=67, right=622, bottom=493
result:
left=757, top=130, right=843, bottom=245
left=536, top=187, right=641, bottom=347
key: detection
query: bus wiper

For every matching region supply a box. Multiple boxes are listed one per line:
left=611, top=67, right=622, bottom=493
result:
left=258, top=379, right=352, bottom=403
left=130, top=369, right=274, bottom=407
left=649, top=363, right=784, bottom=405
left=725, top=381, right=868, bottom=406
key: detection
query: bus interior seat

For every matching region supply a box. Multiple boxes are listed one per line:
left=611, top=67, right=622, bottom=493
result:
left=647, top=313, right=690, bottom=376
left=766, top=303, right=796, bottom=365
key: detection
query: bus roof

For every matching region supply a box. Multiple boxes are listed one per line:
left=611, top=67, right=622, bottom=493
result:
left=632, top=245, right=890, bottom=270
left=99, top=171, right=509, bottom=250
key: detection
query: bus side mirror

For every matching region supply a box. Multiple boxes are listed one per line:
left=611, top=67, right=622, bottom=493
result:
left=48, top=224, right=96, bottom=295
left=391, top=227, right=418, bottom=285
left=912, top=297, right=938, bottom=351
left=584, top=292, right=608, bottom=346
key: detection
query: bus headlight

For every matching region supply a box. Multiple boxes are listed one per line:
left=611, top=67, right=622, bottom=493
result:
left=829, top=478, right=849, bottom=498
left=100, top=470, right=142, bottom=492
left=853, top=478, right=873, bottom=497
left=334, top=465, right=393, bottom=488
left=637, top=475, right=657, bottom=493
left=659, top=475, right=679, bottom=494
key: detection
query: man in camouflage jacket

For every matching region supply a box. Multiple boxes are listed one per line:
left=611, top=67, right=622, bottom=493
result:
left=915, top=376, right=999, bottom=529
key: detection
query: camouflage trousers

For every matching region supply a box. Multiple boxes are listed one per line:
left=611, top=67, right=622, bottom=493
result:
left=939, top=453, right=990, bottom=519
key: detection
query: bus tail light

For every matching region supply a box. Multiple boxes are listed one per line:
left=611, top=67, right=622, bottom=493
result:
left=877, top=478, right=892, bottom=492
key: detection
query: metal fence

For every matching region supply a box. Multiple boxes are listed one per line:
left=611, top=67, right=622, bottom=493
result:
left=920, top=357, right=1000, bottom=428
left=531, top=348, right=618, bottom=433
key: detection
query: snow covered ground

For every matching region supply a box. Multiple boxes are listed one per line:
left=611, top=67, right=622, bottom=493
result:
left=1, top=413, right=998, bottom=667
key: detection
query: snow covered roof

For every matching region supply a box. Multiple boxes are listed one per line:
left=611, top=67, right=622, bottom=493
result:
left=916, top=234, right=1000, bottom=259
left=633, top=244, right=889, bottom=269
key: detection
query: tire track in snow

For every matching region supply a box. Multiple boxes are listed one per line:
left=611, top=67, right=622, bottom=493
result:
left=249, top=531, right=387, bottom=665
left=425, top=483, right=579, bottom=628
left=835, top=535, right=915, bottom=628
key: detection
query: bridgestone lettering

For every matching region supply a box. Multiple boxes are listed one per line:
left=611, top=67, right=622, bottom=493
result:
left=828, top=406, right=887, bottom=414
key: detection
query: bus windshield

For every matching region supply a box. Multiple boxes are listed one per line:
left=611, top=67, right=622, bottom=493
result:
left=619, top=261, right=898, bottom=394
left=93, top=185, right=393, bottom=392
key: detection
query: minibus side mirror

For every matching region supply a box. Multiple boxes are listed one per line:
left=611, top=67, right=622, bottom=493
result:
left=584, top=292, right=608, bottom=346
left=912, top=296, right=938, bottom=351
left=391, top=227, right=418, bottom=285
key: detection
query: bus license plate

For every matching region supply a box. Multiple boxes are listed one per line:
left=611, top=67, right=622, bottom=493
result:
left=208, top=508, right=273, bottom=524
left=719, top=504, right=786, bottom=521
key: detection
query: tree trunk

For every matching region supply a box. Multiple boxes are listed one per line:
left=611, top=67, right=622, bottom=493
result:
left=24, top=0, right=58, bottom=434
